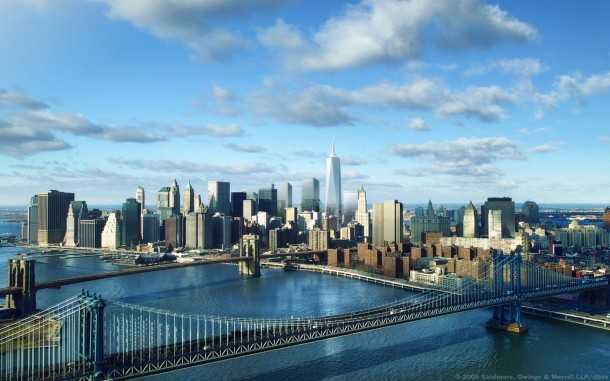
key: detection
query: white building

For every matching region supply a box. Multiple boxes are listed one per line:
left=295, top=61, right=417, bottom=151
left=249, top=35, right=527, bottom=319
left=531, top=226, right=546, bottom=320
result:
left=101, top=212, right=121, bottom=249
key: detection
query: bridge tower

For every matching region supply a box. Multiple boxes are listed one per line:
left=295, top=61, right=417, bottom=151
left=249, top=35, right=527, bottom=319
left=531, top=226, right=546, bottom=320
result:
left=78, top=290, right=106, bottom=377
left=239, top=234, right=260, bottom=276
left=5, top=258, right=36, bottom=315
left=487, top=253, right=528, bottom=333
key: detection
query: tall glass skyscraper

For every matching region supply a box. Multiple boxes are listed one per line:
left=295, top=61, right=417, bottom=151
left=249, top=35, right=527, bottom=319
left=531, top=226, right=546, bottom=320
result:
left=342, top=189, right=358, bottom=223
left=37, top=190, right=75, bottom=246
left=122, top=198, right=141, bottom=247
left=208, top=181, right=231, bottom=215
left=301, top=178, right=320, bottom=212
left=325, top=140, right=342, bottom=217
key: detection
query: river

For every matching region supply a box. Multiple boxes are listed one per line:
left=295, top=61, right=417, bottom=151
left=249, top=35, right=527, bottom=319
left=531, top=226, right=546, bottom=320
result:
left=1, top=245, right=609, bottom=381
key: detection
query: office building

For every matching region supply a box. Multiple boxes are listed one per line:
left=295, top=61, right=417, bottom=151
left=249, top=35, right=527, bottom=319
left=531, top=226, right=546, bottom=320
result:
left=231, top=192, right=247, bottom=218
left=308, top=229, right=330, bottom=251
left=37, top=190, right=75, bottom=246
left=185, top=211, right=213, bottom=249
left=481, top=197, right=516, bottom=238
left=243, top=199, right=258, bottom=221
left=276, top=182, right=293, bottom=211
left=156, top=186, right=173, bottom=222
left=136, top=186, right=145, bottom=211
left=462, top=201, right=479, bottom=238
left=343, top=189, right=358, bottom=223
left=488, top=210, right=503, bottom=239
left=355, top=186, right=370, bottom=240
left=64, top=201, right=89, bottom=247
left=383, top=200, right=403, bottom=245
left=165, top=214, right=184, bottom=251
left=325, top=140, right=342, bottom=217
left=27, top=195, right=38, bottom=244
left=102, top=211, right=122, bottom=249
left=141, top=213, right=160, bottom=244
left=259, top=184, right=278, bottom=216
left=409, top=200, right=451, bottom=245
left=208, top=181, right=231, bottom=215
left=212, top=214, right=232, bottom=249
left=121, top=198, right=141, bottom=247
left=169, top=179, right=180, bottom=215
left=521, top=201, right=540, bottom=225
left=183, top=180, right=195, bottom=215
left=301, top=177, right=320, bottom=212
left=285, top=207, right=298, bottom=224
left=79, top=217, right=105, bottom=248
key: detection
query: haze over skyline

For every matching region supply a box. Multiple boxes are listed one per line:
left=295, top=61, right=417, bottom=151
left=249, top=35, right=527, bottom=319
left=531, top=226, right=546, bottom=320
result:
left=1, top=0, right=610, bottom=206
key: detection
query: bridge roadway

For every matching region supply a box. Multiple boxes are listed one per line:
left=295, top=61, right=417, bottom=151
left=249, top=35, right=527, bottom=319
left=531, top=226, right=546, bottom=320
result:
left=9, top=250, right=327, bottom=291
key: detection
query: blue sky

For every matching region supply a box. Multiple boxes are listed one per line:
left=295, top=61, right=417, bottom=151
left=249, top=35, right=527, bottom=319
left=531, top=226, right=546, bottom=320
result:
left=1, top=0, right=610, bottom=207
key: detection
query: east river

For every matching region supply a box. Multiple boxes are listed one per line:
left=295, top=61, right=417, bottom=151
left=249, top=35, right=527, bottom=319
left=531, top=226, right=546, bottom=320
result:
left=1, top=246, right=609, bottom=381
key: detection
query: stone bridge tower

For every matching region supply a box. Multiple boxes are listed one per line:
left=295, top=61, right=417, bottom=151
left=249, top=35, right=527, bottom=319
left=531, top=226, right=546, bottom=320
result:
left=239, top=234, right=260, bottom=276
left=5, top=258, right=36, bottom=315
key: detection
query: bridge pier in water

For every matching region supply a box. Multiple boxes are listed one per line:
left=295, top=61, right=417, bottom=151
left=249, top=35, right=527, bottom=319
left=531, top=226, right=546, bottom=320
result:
left=486, top=253, right=529, bottom=333
left=5, top=258, right=37, bottom=316
left=239, top=234, right=261, bottom=276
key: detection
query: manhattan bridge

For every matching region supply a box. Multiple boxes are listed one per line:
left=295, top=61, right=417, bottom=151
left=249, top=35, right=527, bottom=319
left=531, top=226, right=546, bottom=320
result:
left=1, top=253, right=608, bottom=381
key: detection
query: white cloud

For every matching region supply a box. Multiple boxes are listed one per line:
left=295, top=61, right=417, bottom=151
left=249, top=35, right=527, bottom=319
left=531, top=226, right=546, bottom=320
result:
left=437, top=85, right=519, bottom=122
left=558, top=72, right=610, bottom=99
left=388, top=136, right=525, bottom=177
left=224, top=143, right=266, bottom=153
left=466, top=58, right=545, bottom=78
left=259, top=0, right=538, bottom=71
left=96, top=0, right=289, bottom=61
left=352, top=78, right=444, bottom=110
left=408, top=117, right=430, bottom=131
left=529, top=144, right=557, bottom=153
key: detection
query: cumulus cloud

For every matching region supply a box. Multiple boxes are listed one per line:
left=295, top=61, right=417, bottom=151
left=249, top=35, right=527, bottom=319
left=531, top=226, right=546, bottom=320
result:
left=529, top=144, right=557, bottom=153
left=557, top=72, right=610, bottom=100
left=96, top=0, right=288, bottom=61
left=259, top=0, right=538, bottom=71
left=408, top=117, right=430, bottom=131
left=437, top=85, right=519, bottom=122
left=466, top=58, right=545, bottom=78
left=0, top=88, right=49, bottom=110
left=250, top=84, right=354, bottom=126
left=388, top=136, right=525, bottom=177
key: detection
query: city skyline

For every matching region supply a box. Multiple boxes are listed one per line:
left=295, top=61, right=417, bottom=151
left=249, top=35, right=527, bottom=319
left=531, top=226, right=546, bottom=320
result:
left=2, top=1, right=610, bottom=205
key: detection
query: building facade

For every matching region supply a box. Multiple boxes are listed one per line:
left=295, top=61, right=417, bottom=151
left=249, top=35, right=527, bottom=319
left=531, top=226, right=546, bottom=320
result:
left=324, top=140, right=342, bottom=217
left=208, top=181, right=231, bottom=215
left=121, top=198, right=141, bottom=247
left=27, top=195, right=38, bottom=244
left=64, top=201, right=89, bottom=247
left=301, top=177, right=320, bottom=212
left=409, top=201, right=451, bottom=245
left=481, top=197, right=516, bottom=238
left=101, top=211, right=122, bottom=249
left=259, top=184, right=278, bottom=217
left=37, top=190, right=75, bottom=246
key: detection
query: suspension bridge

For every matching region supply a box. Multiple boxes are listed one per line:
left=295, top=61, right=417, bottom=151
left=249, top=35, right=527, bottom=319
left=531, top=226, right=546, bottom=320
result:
left=1, top=253, right=608, bottom=380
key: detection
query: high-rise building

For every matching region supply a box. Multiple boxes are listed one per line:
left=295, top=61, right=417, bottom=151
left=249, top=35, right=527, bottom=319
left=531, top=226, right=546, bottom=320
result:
left=136, top=186, right=145, bottom=211
left=27, top=195, right=38, bottom=244
left=231, top=192, right=247, bottom=218
left=121, top=198, right=141, bottom=247
left=301, top=178, right=320, bottom=212
left=325, top=139, right=342, bottom=217
left=185, top=211, right=213, bottom=249
left=37, top=190, right=75, bottom=246
left=259, top=184, right=278, bottom=216
left=481, top=197, right=516, bottom=238
left=462, top=201, right=479, bottom=238
left=212, top=214, right=232, bottom=249
left=409, top=200, right=451, bottom=245
left=208, top=181, right=231, bottom=215
left=169, top=179, right=180, bottom=216
left=488, top=210, right=503, bottom=239
left=141, top=213, right=160, bottom=244
left=164, top=215, right=184, bottom=252
left=383, top=200, right=404, bottom=245
left=603, top=206, right=610, bottom=231
left=183, top=180, right=195, bottom=215
left=243, top=199, right=258, bottom=221
left=372, top=203, right=384, bottom=247
left=285, top=207, right=298, bottom=224
left=342, top=189, right=358, bottom=223
left=79, top=218, right=105, bottom=248
left=64, top=201, right=89, bottom=247
left=521, top=201, right=540, bottom=225
left=276, top=183, right=293, bottom=211
left=102, top=211, right=122, bottom=249
left=355, top=186, right=370, bottom=240
left=156, top=186, right=173, bottom=222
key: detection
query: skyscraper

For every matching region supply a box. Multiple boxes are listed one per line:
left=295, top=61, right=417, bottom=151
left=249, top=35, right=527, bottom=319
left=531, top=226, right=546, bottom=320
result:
left=462, top=201, right=479, bottom=238
left=27, top=195, right=38, bottom=244
left=301, top=178, right=320, bottom=212
left=37, top=190, right=75, bottom=246
left=156, top=185, right=173, bottom=222
left=169, top=179, right=180, bottom=215
left=121, top=198, right=141, bottom=247
left=64, top=201, right=89, bottom=247
left=208, top=181, right=231, bottom=215
left=481, top=197, right=516, bottom=238
left=136, top=186, right=145, bottom=211
left=409, top=200, right=451, bottom=245
left=183, top=180, right=195, bottom=215
left=276, top=182, right=293, bottom=211
left=355, top=186, right=370, bottom=240
left=259, top=184, right=278, bottom=216
left=342, top=189, right=358, bottom=223
left=325, top=139, right=342, bottom=217
left=383, top=199, right=404, bottom=245
left=488, top=210, right=502, bottom=239
left=521, top=201, right=540, bottom=225
left=603, top=206, right=610, bottom=231
left=231, top=192, right=247, bottom=218
left=102, top=211, right=122, bottom=249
